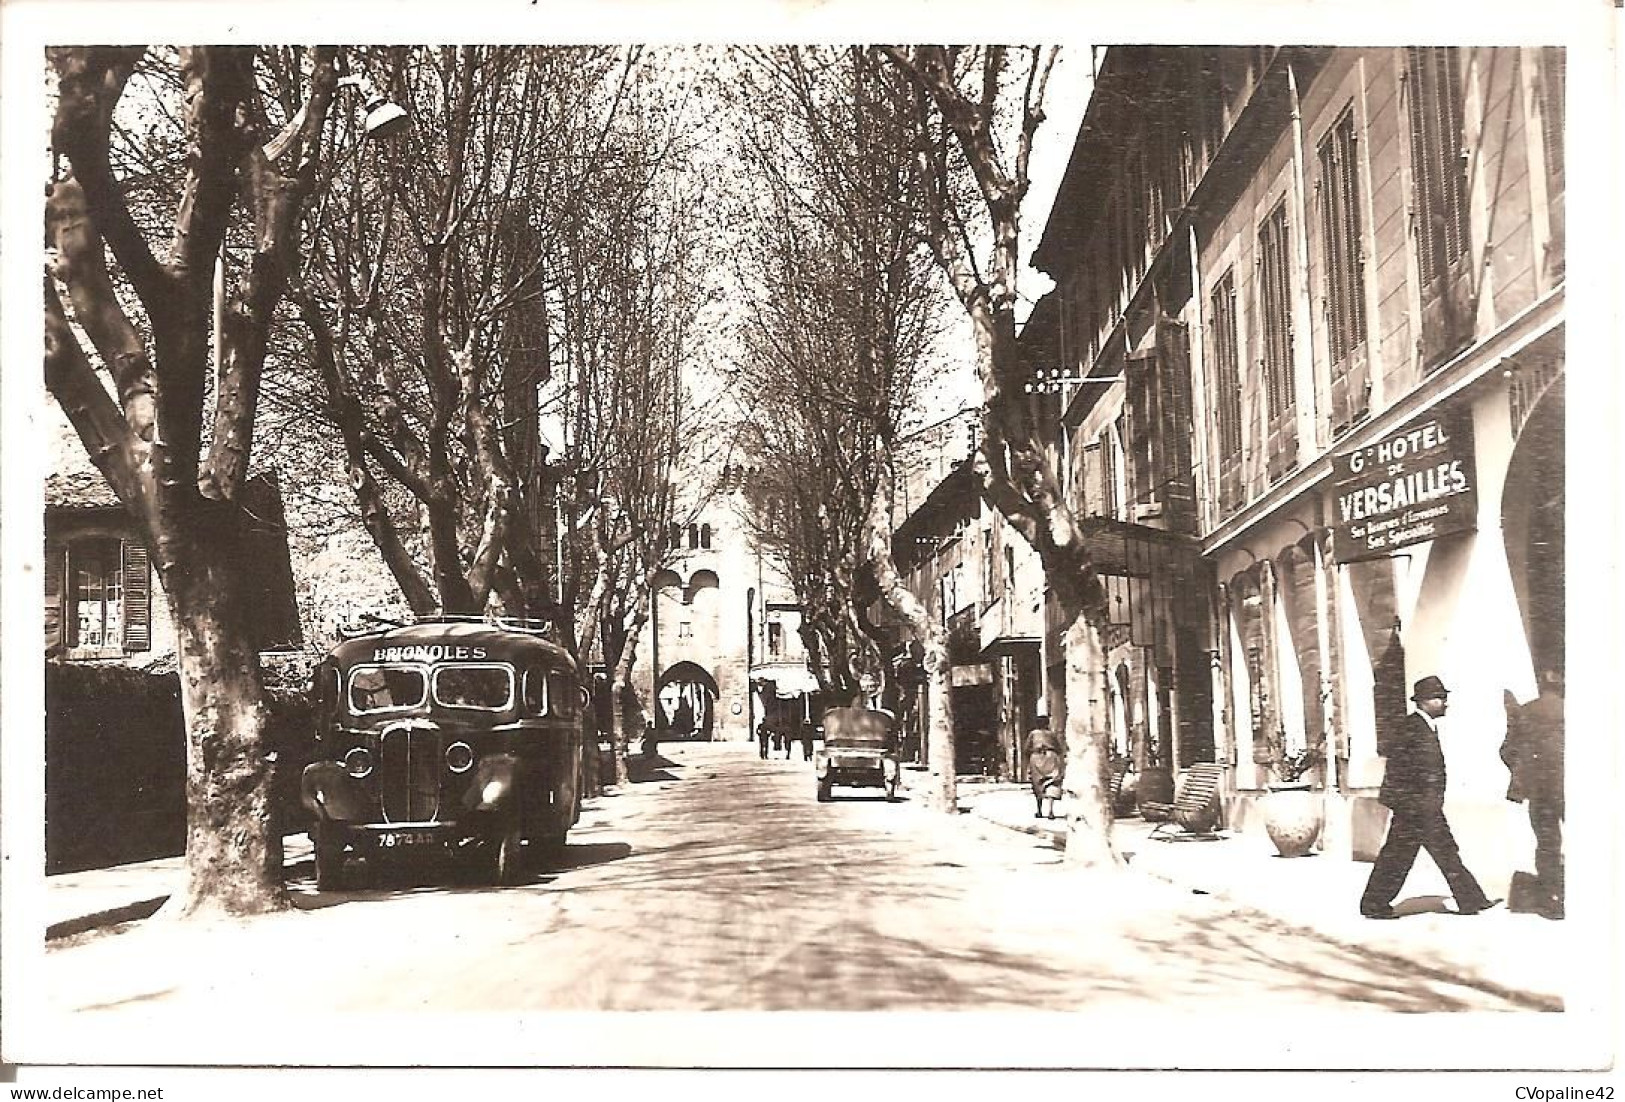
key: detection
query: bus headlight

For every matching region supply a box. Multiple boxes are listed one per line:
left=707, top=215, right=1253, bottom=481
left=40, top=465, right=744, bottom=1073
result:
left=343, top=746, right=374, bottom=779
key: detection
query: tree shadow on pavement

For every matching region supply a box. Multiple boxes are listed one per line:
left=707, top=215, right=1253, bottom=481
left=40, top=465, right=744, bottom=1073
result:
left=626, top=753, right=682, bottom=783
left=1110, top=904, right=1561, bottom=1012
left=284, top=838, right=635, bottom=909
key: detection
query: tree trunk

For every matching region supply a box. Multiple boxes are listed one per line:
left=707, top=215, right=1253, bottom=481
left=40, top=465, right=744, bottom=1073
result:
left=611, top=633, right=649, bottom=788
left=1060, top=613, right=1121, bottom=868
left=615, top=685, right=645, bottom=787
left=163, top=518, right=286, bottom=916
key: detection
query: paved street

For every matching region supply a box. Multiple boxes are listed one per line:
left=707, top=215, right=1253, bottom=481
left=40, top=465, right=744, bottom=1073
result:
left=26, top=741, right=1556, bottom=1064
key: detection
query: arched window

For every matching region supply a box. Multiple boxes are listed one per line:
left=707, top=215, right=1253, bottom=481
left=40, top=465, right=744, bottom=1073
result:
left=700, top=523, right=712, bottom=550
left=688, top=523, right=699, bottom=549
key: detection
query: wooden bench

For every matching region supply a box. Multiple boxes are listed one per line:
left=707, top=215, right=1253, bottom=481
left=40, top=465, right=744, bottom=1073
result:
left=1142, top=762, right=1225, bottom=839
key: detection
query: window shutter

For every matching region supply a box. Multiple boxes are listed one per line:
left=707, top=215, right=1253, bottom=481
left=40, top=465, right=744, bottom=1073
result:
left=44, top=543, right=64, bottom=653
left=1154, top=315, right=1196, bottom=532
left=122, top=539, right=151, bottom=652
left=1081, top=442, right=1103, bottom=517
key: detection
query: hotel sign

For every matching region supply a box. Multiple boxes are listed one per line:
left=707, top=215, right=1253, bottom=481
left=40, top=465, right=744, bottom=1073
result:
left=1331, top=413, right=1477, bottom=563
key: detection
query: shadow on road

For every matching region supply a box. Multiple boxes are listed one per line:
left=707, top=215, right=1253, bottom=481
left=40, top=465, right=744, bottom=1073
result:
left=627, top=752, right=684, bottom=784
left=284, top=837, right=635, bottom=908
left=1113, top=904, right=1561, bottom=1013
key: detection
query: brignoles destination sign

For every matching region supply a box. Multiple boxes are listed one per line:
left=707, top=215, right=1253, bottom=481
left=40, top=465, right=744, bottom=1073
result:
left=370, top=644, right=489, bottom=663
left=1330, top=413, right=1477, bottom=563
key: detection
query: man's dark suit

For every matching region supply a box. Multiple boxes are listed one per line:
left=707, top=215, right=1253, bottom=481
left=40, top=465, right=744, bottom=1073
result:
left=1360, top=711, right=1492, bottom=915
left=1502, top=686, right=1564, bottom=915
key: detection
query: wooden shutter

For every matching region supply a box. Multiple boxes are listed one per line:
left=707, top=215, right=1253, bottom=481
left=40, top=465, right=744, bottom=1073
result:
left=240, top=474, right=303, bottom=650
left=1209, top=272, right=1245, bottom=515
left=1405, top=47, right=1474, bottom=371
left=1125, top=347, right=1157, bottom=511
left=1345, top=556, right=1407, bottom=757
left=1274, top=544, right=1324, bottom=753
left=1258, top=201, right=1297, bottom=480
left=1155, top=315, right=1197, bottom=533
left=1320, top=108, right=1371, bottom=435
left=1103, top=424, right=1122, bottom=520
left=121, top=539, right=151, bottom=653
left=1081, top=442, right=1102, bottom=518
left=1539, top=48, right=1566, bottom=281
left=44, top=542, right=64, bottom=654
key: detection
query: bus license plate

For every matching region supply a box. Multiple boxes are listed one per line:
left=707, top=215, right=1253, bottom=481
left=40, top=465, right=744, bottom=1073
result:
left=378, top=831, right=436, bottom=848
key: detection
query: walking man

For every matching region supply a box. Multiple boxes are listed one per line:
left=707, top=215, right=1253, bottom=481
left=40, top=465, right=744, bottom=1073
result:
left=756, top=721, right=771, bottom=760
left=1502, top=668, right=1565, bottom=918
left=1360, top=675, right=1499, bottom=919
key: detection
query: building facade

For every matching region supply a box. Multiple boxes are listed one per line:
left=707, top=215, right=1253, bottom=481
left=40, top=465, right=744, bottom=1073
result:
left=885, top=411, right=1048, bottom=777
left=1026, top=45, right=1564, bottom=883
left=638, top=467, right=818, bottom=743
left=45, top=406, right=301, bottom=664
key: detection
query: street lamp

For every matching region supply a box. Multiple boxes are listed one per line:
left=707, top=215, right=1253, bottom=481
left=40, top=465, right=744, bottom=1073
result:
left=230, top=72, right=410, bottom=374
left=261, top=73, right=409, bottom=162
left=342, top=74, right=410, bottom=140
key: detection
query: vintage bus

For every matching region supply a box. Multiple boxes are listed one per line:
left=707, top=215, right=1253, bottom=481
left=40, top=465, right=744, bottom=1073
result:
left=301, top=617, right=585, bottom=888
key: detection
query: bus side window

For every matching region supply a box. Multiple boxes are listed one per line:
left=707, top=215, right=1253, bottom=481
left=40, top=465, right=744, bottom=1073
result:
left=549, top=673, right=575, bottom=719
left=312, top=662, right=339, bottom=723
left=523, top=667, right=549, bottom=716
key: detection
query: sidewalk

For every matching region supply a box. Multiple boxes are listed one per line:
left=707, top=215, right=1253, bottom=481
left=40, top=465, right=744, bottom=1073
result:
left=954, top=779, right=1567, bottom=1007
left=45, top=834, right=314, bottom=941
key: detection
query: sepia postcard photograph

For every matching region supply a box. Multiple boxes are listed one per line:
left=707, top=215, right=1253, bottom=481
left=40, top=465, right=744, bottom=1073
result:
left=1, top=0, right=1618, bottom=1094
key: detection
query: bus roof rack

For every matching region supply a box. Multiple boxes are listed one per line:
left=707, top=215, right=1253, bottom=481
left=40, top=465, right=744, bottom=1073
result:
left=413, top=613, right=555, bottom=636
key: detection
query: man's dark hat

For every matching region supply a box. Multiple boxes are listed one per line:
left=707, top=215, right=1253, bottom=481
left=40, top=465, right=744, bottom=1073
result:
left=1411, top=675, right=1450, bottom=701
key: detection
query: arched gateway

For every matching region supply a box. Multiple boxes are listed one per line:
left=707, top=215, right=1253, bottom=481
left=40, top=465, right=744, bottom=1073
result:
left=656, top=660, right=720, bottom=741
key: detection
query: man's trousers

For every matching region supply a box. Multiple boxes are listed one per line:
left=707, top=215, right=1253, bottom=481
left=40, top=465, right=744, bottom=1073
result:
left=1361, top=805, right=1491, bottom=913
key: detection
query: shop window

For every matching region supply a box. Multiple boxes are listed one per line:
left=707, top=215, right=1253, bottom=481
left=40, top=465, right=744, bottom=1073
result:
left=1317, top=105, right=1371, bottom=433
left=45, top=536, right=151, bottom=656
left=1257, top=199, right=1298, bottom=480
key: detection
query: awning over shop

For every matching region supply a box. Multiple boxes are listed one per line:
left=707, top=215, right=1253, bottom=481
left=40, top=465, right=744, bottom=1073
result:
left=751, top=664, right=819, bottom=698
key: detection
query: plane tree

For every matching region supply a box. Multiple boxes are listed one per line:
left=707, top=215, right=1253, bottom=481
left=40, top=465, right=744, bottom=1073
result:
left=44, top=46, right=346, bottom=914
left=730, top=47, right=958, bottom=808
left=877, top=45, right=1122, bottom=867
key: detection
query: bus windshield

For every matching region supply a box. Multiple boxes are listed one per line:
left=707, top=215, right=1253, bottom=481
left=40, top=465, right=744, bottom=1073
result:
left=349, top=665, right=427, bottom=714
left=432, top=664, right=515, bottom=711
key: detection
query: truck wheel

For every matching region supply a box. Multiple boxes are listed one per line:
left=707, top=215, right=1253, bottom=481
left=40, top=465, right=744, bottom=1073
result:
left=489, top=819, right=525, bottom=886
left=816, top=777, right=833, bottom=803
left=313, top=822, right=346, bottom=891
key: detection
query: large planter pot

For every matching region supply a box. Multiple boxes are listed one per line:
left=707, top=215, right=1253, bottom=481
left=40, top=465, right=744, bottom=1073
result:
left=1261, top=785, right=1323, bottom=857
left=1136, top=765, right=1173, bottom=816
left=1114, top=771, right=1141, bottom=817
